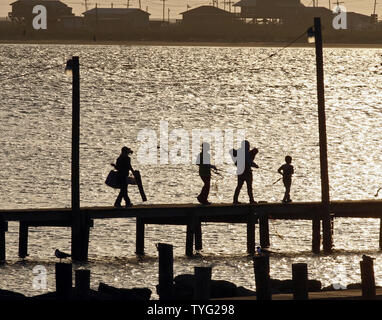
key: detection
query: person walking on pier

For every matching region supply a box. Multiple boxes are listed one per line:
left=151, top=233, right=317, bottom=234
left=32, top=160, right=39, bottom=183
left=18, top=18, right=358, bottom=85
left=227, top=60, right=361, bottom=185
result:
left=114, top=146, right=135, bottom=208
left=196, top=142, right=217, bottom=205
left=232, top=140, right=259, bottom=204
left=278, top=155, right=294, bottom=203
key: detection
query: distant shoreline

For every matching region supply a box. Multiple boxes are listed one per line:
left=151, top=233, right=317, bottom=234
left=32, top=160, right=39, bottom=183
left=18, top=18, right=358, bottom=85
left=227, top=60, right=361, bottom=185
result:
left=1, top=39, right=382, bottom=48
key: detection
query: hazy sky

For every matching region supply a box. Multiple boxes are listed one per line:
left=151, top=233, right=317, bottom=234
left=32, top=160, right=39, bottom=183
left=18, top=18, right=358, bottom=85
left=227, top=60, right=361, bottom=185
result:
left=0, top=0, right=379, bottom=19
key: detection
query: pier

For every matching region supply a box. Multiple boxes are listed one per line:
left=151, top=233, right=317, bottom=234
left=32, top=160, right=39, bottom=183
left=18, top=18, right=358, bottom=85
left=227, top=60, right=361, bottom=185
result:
left=1, top=199, right=382, bottom=263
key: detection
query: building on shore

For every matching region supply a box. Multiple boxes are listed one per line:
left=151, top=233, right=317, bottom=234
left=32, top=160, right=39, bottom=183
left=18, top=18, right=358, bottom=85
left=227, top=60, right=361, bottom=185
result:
left=233, top=0, right=376, bottom=30
left=9, top=0, right=74, bottom=29
left=82, top=8, right=150, bottom=32
left=180, top=5, right=236, bottom=27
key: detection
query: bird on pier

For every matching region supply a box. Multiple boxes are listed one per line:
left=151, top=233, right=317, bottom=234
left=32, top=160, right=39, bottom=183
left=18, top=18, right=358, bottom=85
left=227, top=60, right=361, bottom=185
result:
left=55, top=249, right=71, bottom=262
left=256, top=246, right=272, bottom=255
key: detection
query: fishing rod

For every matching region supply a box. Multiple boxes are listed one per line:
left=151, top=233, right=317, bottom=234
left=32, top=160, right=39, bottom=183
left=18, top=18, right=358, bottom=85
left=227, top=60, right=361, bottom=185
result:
left=375, top=187, right=382, bottom=197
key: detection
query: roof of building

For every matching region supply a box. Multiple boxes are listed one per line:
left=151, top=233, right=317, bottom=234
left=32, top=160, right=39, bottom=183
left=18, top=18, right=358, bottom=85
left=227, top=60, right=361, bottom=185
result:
left=180, top=5, right=233, bottom=16
left=10, top=0, right=69, bottom=5
left=83, top=8, right=150, bottom=16
left=234, top=0, right=305, bottom=7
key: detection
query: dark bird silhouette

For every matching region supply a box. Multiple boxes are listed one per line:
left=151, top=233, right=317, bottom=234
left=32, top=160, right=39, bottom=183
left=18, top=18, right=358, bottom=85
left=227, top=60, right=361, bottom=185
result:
left=55, top=249, right=71, bottom=262
left=256, top=246, right=272, bottom=255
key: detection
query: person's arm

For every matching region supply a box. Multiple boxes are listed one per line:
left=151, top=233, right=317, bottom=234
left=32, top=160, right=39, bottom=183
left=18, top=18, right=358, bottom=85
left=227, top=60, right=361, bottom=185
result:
left=278, top=165, right=284, bottom=176
left=128, top=158, right=134, bottom=173
left=251, top=162, right=259, bottom=168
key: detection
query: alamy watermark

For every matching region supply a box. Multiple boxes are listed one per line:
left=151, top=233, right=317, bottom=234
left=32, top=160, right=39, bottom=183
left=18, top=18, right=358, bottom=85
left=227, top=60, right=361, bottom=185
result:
left=32, top=265, right=47, bottom=290
left=136, top=121, right=249, bottom=174
left=32, top=5, right=47, bottom=30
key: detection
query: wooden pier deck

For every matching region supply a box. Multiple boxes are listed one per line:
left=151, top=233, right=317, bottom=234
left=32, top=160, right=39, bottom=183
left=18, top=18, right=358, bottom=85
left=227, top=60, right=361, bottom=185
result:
left=1, top=199, right=382, bottom=262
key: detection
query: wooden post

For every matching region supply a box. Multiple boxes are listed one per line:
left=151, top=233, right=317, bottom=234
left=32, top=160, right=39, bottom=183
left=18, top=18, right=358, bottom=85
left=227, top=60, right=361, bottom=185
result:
left=379, top=218, right=382, bottom=251
left=186, top=214, right=195, bottom=257
left=72, top=214, right=89, bottom=262
left=360, top=256, right=376, bottom=299
left=259, top=213, right=270, bottom=248
left=75, top=269, right=91, bottom=298
left=314, top=17, right=332, bottom=253
left=18, top=222, right=28, bottom=258
left=194, top=267, right=212, bottom=300
left=312, top=216, right=321, bottom=254
left=157, top=243, right=173, bottom=300
left=247, top=212, right=256, bottom=256
left=292, top=263, right=309, bottom=300
left=70, top=56, right=86, bottom=262
left=195, top=219, right=202, bottom=251
left=136, top=217, right=145, bottom=255
left=253, top=255, right=271, bottom=300
left=55, top=263, right=72, bottom=299
left=0, top=218, right=6, bottom=264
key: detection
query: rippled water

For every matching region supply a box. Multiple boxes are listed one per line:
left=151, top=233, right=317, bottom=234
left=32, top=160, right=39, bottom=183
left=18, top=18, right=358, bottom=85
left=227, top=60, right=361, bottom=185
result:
left=1, top=44, right=382, bottom=298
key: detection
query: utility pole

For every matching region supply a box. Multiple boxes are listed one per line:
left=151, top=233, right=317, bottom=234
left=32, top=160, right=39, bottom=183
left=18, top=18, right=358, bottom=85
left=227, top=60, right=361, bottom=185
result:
left=313, top=17, right=332, bottom=253
left=161, top=0, right=166, bottom=22
left=373, top=0, right=377, bottom=15
left=168, top=8, right=170, bottom=23
left=139, top=0, right=142, bottom=9
left=126, top=0, right=129, bottom=8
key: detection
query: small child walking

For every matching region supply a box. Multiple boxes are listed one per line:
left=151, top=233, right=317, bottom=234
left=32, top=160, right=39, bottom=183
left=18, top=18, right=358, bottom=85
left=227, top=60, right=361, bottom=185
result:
left=278, top=156, right=294, bottom=203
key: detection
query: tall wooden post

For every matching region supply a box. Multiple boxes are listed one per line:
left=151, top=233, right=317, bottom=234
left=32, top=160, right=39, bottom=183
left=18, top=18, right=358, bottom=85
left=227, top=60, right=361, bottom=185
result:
left=314, top=17, right=332, bottom=253
left=70, top=56, right=88, bottom=262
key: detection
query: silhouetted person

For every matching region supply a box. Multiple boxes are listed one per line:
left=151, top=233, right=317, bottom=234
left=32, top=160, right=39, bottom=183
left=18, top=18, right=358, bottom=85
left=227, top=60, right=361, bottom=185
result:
left=196, top=142, right=216, bottom=205
left=114, top=146, right=134, bottom=208
left=278, top=155, right=294, bottom=203
left=232, top=140, right=259, bottom=204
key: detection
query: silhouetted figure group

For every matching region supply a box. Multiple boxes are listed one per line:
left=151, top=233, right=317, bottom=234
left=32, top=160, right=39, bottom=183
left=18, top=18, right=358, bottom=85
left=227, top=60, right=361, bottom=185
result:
left=196, top=140, right=294, bottom=205
left=111, top=142, right=294, bottom=207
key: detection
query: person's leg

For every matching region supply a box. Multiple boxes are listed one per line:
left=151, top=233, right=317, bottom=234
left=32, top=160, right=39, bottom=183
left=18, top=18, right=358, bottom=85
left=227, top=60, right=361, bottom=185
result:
left=246, top=172, right=255, bottom=203
left=234, top=175, right=245, bottom=203
left=201, top=175, right=211, bottom=202
left=115, top=189, right=123, bottom=207
left=285, top=180, right=291, bottom=202
left=122, top=184, right=131, bottom=206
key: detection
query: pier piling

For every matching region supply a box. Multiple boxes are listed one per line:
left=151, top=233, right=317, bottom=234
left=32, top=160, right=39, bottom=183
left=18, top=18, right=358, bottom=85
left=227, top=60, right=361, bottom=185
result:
left=18, top=222, right=28, bottom=258
left=259, top=213, right=270, bottom=248
left=195, top=220, right=202, bottom=251
left=253, top=254, right=271, bottom=300
left=75, top=269, right=91, bottom=298
left=379, top=218, right=382, bottom=251
left=136, top=217, right=145, bottom=255
left=194, top=266, right=212, bottom=300
left=292, top=263, right=309, bottom=300
left=55, top=263, right=72, bottom=299
left=360, top=255, right=376, bottom=299
left=186, top=214, right=195, bottom=257
left=157, top=243, right=173, bottom=300
left=0, top=218, right=6, bottom=264
left=312, top=215, right=321, bottom=254
left=246, top=212, right=256, bottom=256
